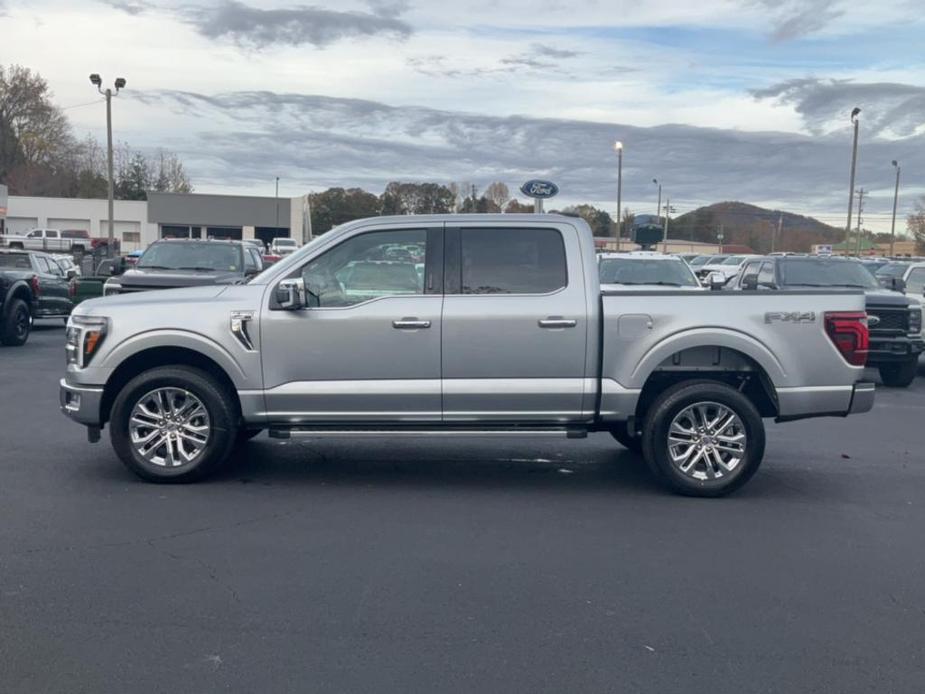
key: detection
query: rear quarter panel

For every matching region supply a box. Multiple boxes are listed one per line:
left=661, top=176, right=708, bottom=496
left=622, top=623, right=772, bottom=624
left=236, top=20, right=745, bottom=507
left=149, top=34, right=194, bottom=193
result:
left=601, top=290, right=868, bottom=418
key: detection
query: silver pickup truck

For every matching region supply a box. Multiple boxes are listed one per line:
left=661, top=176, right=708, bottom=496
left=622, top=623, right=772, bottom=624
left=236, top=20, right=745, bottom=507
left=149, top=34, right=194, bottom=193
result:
left=60, top=214, right=874, bottom=496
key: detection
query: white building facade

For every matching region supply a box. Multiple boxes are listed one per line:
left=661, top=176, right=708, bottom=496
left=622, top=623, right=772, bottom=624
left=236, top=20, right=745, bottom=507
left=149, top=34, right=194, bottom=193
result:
left=6, top=192, right=312, bottom=252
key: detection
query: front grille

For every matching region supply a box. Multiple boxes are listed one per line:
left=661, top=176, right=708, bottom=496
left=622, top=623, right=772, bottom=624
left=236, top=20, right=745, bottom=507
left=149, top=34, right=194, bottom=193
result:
left=868, top=308, right=908, bottom=334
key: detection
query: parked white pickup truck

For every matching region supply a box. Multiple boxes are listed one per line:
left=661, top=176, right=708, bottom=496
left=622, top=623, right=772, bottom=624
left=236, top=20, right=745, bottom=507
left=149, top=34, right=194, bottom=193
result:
left=60, top=214, right=875, bottom=496
left=1, top=228, right=117, bottom=254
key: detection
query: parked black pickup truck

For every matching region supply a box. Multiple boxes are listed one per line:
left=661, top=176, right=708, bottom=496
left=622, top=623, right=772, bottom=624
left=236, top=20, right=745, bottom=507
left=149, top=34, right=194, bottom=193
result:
left=102, top=239, right=264, bottom=296
left=0, top=249, right=74, bottom=346
left=732, top=255, right=924, bottom=387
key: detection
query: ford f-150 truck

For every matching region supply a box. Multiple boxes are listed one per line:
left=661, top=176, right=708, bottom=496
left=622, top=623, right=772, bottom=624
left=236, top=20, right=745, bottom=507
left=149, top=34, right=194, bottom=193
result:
left=60, top=215, right=875, bottom=496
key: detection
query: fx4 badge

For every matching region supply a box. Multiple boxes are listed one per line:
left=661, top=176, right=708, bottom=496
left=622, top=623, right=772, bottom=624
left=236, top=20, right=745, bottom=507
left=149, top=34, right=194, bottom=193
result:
left=765, top=311, right=816, bottom=324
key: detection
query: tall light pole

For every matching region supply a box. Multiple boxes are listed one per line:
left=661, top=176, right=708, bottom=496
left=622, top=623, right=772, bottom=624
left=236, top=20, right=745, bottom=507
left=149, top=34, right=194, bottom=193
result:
left=652, top=178, right=661, bottom=220
left=890, top=160, right=901, bottom=258
left=90, top=74, right=126, bottom=258
left=614, top=141, right=623, bottom=251
left=846, top=107, right=861, bottom=244
left=275, top=176, right=280, bottom=233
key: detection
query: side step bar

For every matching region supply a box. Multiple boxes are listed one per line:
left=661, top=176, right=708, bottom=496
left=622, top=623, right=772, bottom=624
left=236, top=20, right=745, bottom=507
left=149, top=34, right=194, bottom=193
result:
left=268, top=426, right=588, bottom=440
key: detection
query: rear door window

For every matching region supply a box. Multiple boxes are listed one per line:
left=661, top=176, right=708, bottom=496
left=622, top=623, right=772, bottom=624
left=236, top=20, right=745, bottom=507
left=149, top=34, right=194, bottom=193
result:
left=458, top=228, right=567, bottom=294
left=906, top=268, right=925, bottom=296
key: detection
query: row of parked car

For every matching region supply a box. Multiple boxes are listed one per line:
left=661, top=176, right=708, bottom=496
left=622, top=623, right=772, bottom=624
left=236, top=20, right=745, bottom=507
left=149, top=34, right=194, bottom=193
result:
left=597, top=250, right=925, bottom=388
left=0, top=235, right=301, bottom=346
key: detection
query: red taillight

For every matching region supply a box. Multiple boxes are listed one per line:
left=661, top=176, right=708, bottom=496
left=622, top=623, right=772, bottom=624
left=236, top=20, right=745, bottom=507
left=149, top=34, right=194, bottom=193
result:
left=30, top=275, right=41, bottom=298
left=824, top=311, right=869, bottom=366
left=68, top=279, right=77, bottom=298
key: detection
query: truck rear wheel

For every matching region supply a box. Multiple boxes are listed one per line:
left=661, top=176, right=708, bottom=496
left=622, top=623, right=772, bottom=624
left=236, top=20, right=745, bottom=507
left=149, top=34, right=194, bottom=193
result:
left=110, top=366, right=237, bottom=483
left=640, top=380, right=765, bottom=497
left=878, top=359, right=918, bottom=388
left=1, top=298, right=31, bottom=346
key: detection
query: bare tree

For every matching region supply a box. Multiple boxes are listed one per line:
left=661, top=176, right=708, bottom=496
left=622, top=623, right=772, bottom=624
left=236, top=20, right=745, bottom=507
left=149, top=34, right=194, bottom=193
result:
left=484, top=181, right=510, bottom=210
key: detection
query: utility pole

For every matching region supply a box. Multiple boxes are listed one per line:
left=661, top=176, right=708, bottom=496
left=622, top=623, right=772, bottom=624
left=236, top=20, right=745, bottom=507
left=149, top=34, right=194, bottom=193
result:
left=854, top=187, right=866, bottom=256
left=614, top=141, right=623, bottom=251
left=89, top=74, right=126, bottom=258
left=653, top=178, right=661, bottom=219
left=662, top=198, right=674, bottom=253
left=775, top=213, right=783, bottom=253
left=846, top=107, right=861, bottom=240
left=890, top=160, right=901, bottom=258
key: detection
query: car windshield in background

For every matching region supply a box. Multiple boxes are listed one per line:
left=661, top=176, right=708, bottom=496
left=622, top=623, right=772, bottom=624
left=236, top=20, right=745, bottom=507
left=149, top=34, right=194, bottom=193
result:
left=688, top=256, right=711, bottom=266
left=275, top=239, right=297, bottom=247
left=599, top=258, right=698, bottom=287
left=705, top=255, right=728, bottom=264
left=780, top=258, right=880, bottom=288
left=0, top=254, right=32, bottom=269
left=721, top=255, right=747, bottom=265
left=875, top=262, right=910, bottom=279
left=137, top=242, right=242, bottom=271
left=338, top=262, right=421, bottom=292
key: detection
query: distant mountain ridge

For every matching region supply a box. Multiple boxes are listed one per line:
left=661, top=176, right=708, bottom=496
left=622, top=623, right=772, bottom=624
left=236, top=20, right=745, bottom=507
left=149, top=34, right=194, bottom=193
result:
left=670, top=202, right=844, bottom=253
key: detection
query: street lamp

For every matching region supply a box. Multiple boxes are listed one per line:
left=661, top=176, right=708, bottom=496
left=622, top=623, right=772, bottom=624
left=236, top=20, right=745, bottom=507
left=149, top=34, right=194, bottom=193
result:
left=614, top=141, right=623, bottom=250
left=890, top=160, right=901, bottom=258
left=652, top=178, right=661, bottom=220
left=90, top=74, right=126, bottom=257
left=846, top=107, right=861, bottom=255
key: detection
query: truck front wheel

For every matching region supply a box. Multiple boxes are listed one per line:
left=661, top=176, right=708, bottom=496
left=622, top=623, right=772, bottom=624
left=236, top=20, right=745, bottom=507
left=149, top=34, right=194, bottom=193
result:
left=640, top=380, right=765, bottom=497
left=878, top=359, right=918, bottom=388
left=1, top=298, right=31, bottom=346
left=110, top=366, right=237, bottom=482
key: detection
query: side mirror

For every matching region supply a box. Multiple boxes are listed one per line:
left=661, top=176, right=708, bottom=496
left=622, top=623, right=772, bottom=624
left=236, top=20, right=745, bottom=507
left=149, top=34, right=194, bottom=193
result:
left=741, top=275, right=757, bottom=291
left=890, top=277, right=906, bottom=293
left=276, top=278, right=305, bottom=310
left=707, top=271, right=726, bottom=291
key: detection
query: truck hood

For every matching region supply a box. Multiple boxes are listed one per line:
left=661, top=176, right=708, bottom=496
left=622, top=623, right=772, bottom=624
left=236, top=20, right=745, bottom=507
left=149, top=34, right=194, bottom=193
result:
left=117, top=267, right=244, bottom=289
left=864, top=288, right=911, bottom=308
left=77, top=285, right=230, bottom=314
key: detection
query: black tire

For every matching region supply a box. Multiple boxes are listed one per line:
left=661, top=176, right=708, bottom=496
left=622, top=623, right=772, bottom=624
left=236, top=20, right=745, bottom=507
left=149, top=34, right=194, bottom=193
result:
left=610, top=421, right=642, bottom=453
left=236, top=428, right=263, bottom=443
left=1, top=298, right=31, bottom=346
left=878, top=360, right=918, bottom=388
left=109, top=366, right=238, bottom=483
left=640, top=380, right=766, bottom=497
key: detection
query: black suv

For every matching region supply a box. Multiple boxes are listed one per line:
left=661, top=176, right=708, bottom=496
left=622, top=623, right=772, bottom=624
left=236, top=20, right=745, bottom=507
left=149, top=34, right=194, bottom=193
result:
left=103, top=239, right=264, bottom=296
left=732, top=255, right=923, bottom=387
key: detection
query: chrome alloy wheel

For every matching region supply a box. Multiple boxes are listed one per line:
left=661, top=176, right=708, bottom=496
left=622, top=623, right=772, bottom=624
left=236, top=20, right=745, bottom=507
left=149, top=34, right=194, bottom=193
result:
left=129, top=388, right=211, bottom=468
left=667, top=401, right=747, bottom=482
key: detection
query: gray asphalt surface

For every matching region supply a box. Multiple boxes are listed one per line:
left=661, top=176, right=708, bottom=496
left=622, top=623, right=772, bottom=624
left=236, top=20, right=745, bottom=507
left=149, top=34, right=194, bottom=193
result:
left=2, top=323, right=925, bottom=693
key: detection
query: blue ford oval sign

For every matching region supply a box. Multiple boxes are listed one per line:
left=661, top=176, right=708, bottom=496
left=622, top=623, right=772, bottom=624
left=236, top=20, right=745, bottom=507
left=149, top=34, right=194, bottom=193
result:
left=520, top=180, right=559, bottom=199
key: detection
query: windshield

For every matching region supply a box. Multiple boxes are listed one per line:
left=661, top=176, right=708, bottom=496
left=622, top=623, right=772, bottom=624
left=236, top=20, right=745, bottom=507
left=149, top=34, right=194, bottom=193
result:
left=0, top=254, right=31, bottom=269
left=875, top=262, right=910, bottom=279
left=599, top=258, right=699, bottom=287
left=780, top=258, right=880, bottom=288
left=137, top=242, right=242, bottom=271
left=721, top=255, right=747, bottom=265
left=688, top=255, right=711, bottom=266
left=274, top=239, right=297, bottom=246
left=705, top=255, right=728, bottom=264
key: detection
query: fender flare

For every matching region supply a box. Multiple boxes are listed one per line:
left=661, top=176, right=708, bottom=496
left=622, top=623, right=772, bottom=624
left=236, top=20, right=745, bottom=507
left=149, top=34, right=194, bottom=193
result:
left=102, top=329, right=250, bottom=389
left=1, top=280, right=34, bottom=315
left=629, top=327, right=787, bottom=389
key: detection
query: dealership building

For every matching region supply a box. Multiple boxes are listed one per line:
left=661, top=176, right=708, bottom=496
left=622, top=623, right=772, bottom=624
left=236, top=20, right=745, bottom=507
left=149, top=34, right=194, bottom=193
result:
left=4, top=191, right=312, bottom=252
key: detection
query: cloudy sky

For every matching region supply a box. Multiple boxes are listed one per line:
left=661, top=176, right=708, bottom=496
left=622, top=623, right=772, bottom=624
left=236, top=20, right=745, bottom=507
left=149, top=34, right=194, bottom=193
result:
left=4, top=0, right=924, bottom=230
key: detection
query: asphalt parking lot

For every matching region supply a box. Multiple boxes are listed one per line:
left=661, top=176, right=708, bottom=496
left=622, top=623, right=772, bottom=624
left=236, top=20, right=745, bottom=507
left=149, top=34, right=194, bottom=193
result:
left=2, top=323, right=925, bottom=693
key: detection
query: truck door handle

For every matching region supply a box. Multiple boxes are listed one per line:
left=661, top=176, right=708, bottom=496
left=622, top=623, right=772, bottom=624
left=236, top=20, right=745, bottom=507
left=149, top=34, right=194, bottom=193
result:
left=538, top=317, right=577, bottom=329
left=392, top=319, right=431, bottom=330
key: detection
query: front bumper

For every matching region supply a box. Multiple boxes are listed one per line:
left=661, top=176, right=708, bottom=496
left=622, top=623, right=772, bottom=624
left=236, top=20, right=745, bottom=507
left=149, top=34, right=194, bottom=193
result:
left=59, top=378, right=104, bottom=427
left=848, top=382, right=875, bottom=415
left=868, top=337, right=925, bottom=364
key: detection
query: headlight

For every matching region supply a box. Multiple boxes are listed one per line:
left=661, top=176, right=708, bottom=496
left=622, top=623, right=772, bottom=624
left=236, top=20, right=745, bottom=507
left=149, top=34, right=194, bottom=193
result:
left=66, top=315, right=109, bottom=367
left=910, top=308, right=922, bottom=335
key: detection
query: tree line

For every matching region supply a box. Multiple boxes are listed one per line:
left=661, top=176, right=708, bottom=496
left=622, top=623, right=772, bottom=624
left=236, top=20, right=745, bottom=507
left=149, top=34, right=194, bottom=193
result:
left=0, top=64, right=192, bottom=200
left=309, top=181, right=630, bottom=236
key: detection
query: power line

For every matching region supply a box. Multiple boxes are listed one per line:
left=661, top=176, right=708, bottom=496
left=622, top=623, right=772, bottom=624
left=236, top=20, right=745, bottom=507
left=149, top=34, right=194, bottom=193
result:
left=60, top=98, right=105, bottom=111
